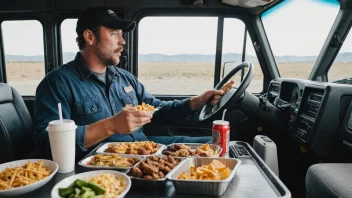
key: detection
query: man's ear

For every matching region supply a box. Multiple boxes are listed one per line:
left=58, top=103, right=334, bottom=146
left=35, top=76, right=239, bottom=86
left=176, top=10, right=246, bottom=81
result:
left=83, top=29, right=94, bottom=46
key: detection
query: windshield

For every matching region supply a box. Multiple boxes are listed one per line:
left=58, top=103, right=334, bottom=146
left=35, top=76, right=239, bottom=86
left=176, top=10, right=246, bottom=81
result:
left=262, top=0, right=340, bottom=79
left=328, top=26, right=352, bottom=84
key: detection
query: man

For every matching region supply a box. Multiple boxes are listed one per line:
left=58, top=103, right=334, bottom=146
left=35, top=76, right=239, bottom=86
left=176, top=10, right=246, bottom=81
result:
left=33, top=6, right=224, bottom=159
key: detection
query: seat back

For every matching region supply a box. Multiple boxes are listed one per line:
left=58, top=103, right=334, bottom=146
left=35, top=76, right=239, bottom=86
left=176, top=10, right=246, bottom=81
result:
left=0, top=83, right=34, bottom=163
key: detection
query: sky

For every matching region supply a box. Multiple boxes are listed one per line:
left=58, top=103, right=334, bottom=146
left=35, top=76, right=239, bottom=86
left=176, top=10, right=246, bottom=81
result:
left=0, top=0, right=347, bottom=57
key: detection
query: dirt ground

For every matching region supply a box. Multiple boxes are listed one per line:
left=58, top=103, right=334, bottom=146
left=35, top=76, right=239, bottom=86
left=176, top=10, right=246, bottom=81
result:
left=4, top=62, right=352, bottom=95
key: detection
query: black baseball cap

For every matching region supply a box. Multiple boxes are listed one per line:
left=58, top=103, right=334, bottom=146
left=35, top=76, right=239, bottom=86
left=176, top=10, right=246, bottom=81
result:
left=76, top=6, right=136, bottom=36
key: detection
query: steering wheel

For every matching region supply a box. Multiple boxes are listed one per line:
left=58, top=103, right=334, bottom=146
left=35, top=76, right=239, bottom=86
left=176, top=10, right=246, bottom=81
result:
left=199, top=61, right=254, bottom=121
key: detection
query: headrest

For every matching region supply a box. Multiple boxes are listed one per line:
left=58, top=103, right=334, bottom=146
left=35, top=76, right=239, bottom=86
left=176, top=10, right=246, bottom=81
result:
left=0, top=83, right=14, bottom=104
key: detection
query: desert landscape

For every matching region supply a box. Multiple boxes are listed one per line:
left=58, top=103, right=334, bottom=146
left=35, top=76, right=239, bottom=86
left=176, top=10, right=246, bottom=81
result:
left=4, top=61, right=352, bottom=96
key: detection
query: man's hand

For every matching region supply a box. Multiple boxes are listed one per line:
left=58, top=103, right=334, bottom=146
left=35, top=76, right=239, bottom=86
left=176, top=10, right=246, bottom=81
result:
left=109, top=106, right=152, bottom=134
left=189, top=80, right=235, bottom=111
left=189, top=89, right=225, bottom=111
left=211, top=80, right=235, bottom=105
left=84, top=106, right=152, bottom=148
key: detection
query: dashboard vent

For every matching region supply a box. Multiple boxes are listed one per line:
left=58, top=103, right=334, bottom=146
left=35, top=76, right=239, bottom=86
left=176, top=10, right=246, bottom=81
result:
left=267, top=83, right=280, bottom=103
left=308, top=93, right=323, bottom=104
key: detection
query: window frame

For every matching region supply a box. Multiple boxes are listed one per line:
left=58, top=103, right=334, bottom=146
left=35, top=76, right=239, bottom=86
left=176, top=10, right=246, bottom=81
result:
left=0, top=17, right=47, bottom=85
left=132, top=9, right=267, bottom=96
left=57, top=14, right=80, bottom=66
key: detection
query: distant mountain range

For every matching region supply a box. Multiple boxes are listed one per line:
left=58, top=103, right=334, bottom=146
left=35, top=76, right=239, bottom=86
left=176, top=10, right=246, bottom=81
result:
left=5, top=52, right=352, bottom=63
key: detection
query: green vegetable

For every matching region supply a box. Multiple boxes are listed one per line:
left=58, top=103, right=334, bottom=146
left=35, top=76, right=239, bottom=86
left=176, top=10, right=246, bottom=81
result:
left=68, top=182, right=77, bottom=189
left=58, top=187, right=75, bottom=197
left=79, top=190, right=96, bottom=198
left=58, top=180, right=105, bottom=198
left=68, top=194, right=76, bottom=198
left=75, top=179, right=89, bottom=187
left=80, top=186, right=93, bottom=195
left=87, top=182, right=105, bottom=195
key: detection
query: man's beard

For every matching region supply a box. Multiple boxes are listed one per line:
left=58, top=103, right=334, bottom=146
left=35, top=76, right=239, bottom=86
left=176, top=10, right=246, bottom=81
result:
left=95, top=43, right=119, bottom=66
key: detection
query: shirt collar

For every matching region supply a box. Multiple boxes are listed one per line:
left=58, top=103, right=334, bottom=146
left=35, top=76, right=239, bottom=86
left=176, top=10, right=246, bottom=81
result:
left=74, top=52, right=121, bottom=80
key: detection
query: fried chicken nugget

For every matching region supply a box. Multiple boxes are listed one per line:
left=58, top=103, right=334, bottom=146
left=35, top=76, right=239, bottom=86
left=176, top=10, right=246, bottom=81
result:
left=131, top=167, right=143, bottom=178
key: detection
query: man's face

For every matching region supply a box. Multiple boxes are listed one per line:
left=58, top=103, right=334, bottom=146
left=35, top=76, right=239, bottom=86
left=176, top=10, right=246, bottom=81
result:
left=94, top=26, right=125, bottom=66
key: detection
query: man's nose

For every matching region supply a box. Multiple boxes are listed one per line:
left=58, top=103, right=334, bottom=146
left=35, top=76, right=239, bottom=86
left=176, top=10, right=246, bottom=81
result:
left=119, top=34, right=126, bottom=45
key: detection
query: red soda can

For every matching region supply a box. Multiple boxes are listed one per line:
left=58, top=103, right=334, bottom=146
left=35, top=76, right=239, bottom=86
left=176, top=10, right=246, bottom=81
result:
left=212, top=120, right=230, bottom=157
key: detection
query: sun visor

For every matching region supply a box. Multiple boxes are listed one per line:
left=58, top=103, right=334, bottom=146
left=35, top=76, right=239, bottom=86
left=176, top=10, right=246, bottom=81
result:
left=222, top=0, right=273, bottom=8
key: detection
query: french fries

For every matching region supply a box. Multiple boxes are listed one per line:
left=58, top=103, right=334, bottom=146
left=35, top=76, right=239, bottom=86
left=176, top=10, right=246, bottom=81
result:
left=105, top=141, right=159, bottom=155
left=0, top=160, right=51, bottom=190
left=177, top=160, right=232, bottom=180
left=135, top=102, right=155, bottom=111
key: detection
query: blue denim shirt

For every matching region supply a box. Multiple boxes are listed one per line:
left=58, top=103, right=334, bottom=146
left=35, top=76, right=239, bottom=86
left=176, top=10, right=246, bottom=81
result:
left=33, top=52, right=193, bottom=158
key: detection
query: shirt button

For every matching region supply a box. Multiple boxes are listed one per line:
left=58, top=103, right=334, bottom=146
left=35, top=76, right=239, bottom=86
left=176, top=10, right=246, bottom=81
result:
left=91, top=107, right=95, bottom=111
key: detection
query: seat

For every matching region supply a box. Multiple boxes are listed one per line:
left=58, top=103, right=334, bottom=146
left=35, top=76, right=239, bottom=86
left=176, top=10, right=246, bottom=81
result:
left=306, top=163, right=352, bottom=198
left=0, top=83, right=34, bottom=163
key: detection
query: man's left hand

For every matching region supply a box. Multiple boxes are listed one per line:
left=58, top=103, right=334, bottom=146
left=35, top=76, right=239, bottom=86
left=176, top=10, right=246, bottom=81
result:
left=189, top=89, right=225, bottom=111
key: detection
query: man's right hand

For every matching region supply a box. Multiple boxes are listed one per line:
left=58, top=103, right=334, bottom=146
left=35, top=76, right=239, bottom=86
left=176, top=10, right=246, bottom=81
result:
left=109, top=106, right=152, bottom=134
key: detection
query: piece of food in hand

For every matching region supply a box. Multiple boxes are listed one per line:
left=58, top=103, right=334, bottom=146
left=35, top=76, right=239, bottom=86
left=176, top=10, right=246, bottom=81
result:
left=135, top=102, right=155, bottom=112
left=211, top=80, right=235, bottom=105
left=221, top=80, right=235, bottom=93
left=177, top=160, right=232, bottom=180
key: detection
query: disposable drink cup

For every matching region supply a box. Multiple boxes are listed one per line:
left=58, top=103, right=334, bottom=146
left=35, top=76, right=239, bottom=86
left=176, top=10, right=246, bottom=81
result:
left=47, top=119, right=77, bottom=173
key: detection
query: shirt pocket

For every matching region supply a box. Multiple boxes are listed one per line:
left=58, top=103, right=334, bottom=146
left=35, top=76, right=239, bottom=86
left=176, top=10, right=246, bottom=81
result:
left=121, top=90, right=139, bottom=106
left=75, top=97, right=105, bottom=124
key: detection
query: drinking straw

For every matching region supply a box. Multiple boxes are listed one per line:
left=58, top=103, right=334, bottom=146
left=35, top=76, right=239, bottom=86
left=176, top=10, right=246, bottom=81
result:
left=58, top=103, right=63, bottom=124
left=222, top=109, right=227, bottom=121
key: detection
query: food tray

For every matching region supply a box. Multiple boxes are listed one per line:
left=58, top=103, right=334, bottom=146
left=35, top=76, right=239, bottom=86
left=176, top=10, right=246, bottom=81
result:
left=168, top=157, right=241, bottom=196
left=126, top=155, right=182, bottom=188
left=78, top=153, right=144, bottom=171
left=162, top=143, right=222, bottom=159
left=96, top=142, right=165, bottom=157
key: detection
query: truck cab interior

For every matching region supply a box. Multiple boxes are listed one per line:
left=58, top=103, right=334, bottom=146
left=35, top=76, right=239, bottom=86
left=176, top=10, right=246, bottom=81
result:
left=1, top=0, right=352, bottom=197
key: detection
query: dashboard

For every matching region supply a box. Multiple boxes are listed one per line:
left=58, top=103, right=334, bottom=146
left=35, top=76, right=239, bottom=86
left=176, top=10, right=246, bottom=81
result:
left=266, top=78, right=352, bottom=159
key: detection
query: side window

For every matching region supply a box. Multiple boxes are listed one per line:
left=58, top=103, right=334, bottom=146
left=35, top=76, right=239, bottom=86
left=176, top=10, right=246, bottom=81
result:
left=328, top=29, right=352, bottom=83
left=61, top=19, right=79, bottom=64
left=138, top=17, right=218, bottom=95
left=1, top=20, right=45, bottom=96
left=221, top=18, right=263, bottom=93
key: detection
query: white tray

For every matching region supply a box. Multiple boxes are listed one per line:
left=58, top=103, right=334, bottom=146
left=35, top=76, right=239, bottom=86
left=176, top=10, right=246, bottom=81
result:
left=96, top=142, right=165, bottom=157
left=168, top=157, right=241, bottom=196
left=78, top=153, right=144, bottom=171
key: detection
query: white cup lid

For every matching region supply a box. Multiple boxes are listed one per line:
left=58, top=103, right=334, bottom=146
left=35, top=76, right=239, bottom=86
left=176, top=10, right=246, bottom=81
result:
left=46, top=119, right=77, bottom=131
